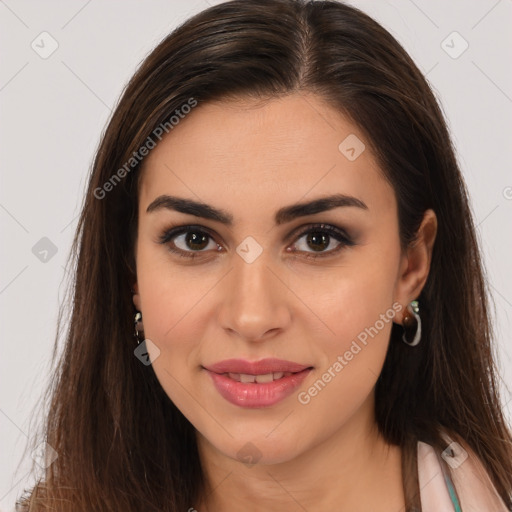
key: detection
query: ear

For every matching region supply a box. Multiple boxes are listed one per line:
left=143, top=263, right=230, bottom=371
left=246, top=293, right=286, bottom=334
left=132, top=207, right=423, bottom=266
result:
left=394, top=209, right=437, bottom=324
left=132, top=282, right=142, bottom=311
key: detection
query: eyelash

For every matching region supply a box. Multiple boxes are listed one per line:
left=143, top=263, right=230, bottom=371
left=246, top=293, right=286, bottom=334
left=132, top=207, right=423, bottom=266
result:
left=157, top=223, right=355, bottom=261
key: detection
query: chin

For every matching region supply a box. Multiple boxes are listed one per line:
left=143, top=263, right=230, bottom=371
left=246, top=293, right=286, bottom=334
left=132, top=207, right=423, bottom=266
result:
left=217, top=434, right=306, bottom=467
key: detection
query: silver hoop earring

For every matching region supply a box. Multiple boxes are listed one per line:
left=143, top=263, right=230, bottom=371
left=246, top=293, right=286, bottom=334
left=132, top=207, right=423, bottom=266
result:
left=134, top=311, right=144, bottom=345
left=402, top=300, right=421, bottom=346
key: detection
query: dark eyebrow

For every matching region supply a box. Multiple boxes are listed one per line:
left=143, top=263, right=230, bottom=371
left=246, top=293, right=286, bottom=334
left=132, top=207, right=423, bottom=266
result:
left=146, top=193, right=368, bottom=226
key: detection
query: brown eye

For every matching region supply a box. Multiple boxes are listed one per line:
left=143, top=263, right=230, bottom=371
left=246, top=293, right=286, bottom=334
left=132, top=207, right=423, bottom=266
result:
left=179, top=231, right=211, bottom=251
left=289, top=223, right=355, bottom=259
left=158, top=225, right=219, bottom=259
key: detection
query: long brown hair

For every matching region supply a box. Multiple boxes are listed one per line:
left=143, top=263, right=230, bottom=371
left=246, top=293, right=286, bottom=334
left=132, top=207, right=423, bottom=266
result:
left=16, top=0, right=512, bottom=510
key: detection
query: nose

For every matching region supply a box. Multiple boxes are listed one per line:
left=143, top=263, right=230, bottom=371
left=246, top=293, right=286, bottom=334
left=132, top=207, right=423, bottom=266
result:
left=218, top=251, right=292, bottom=343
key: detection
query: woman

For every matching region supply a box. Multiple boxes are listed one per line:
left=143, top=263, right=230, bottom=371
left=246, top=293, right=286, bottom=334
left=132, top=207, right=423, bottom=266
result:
left=17, top=0, right=512, bottom=510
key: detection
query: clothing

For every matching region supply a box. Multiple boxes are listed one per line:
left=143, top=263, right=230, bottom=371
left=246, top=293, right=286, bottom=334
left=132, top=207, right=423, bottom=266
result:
left=418, top=437, right=510, bottom=511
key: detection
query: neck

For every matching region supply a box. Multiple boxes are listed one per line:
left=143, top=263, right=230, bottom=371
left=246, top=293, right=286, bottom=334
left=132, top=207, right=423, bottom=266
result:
left=194, top=395, right=405, bottom=512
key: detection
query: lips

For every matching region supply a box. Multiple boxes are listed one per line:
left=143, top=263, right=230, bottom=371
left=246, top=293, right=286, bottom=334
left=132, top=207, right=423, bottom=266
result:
left=204, top=358, right=311, bottom=375
left=203, top=358, right=313, bottom=408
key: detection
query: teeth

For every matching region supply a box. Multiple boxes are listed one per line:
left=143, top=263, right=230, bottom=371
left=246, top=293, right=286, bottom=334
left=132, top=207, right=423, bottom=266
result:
left=255, top=373, right=273, bottom=383
left=225, top=371, right=289, bottom=383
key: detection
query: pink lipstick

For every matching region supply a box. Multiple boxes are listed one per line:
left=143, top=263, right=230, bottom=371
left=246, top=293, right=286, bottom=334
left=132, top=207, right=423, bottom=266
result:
left=203, top=358, right=313, bottom=408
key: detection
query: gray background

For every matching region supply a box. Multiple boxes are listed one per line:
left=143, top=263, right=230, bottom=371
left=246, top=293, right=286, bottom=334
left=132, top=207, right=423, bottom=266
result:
left=1, top=0, right=511, bottom=509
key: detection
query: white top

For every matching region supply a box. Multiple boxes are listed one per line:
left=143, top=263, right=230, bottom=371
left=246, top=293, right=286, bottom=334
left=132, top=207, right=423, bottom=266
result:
left=418, top=437, right=509, bottom=511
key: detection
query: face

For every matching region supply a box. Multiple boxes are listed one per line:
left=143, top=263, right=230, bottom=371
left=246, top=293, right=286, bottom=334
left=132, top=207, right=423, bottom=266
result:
left=132, top=93, right=426, bottom=466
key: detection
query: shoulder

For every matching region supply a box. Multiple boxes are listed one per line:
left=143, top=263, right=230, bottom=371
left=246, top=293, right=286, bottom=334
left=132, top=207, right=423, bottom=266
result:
left=417, top=432, right=509, bottom=512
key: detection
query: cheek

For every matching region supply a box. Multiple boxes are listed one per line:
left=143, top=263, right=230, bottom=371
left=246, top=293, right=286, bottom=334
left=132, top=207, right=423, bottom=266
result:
left=136, top=238, right=202, bottom=337
left=134, top=245, right=197, bottom=369
left=291, top=253, right=397, bottom=353
left=294, top=279, right=397, bottom=429
left=134, top=245, right=224, bottom=410
left=314, top=289, right=394, bottom=397
left=290, top=255, right=399, bottom=414
left=137, top=263, right=206, bottom=420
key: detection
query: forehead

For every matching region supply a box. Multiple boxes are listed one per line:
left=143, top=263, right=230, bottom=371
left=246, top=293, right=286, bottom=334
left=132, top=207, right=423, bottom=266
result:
left=138, top=93, right=396, bottom=220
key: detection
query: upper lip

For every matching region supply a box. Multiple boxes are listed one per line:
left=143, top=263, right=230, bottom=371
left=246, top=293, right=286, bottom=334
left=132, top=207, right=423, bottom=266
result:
left=204, top=358, right=312, bottom=375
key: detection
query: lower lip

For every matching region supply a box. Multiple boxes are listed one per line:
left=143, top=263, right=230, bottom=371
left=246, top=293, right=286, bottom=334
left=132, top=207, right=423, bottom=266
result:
left=205, top=368, right=312, bottom=408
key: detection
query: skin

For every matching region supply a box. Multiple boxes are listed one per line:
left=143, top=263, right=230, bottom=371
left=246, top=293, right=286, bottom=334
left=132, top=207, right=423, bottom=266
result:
left=132, top=92, right=437, bottom=512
